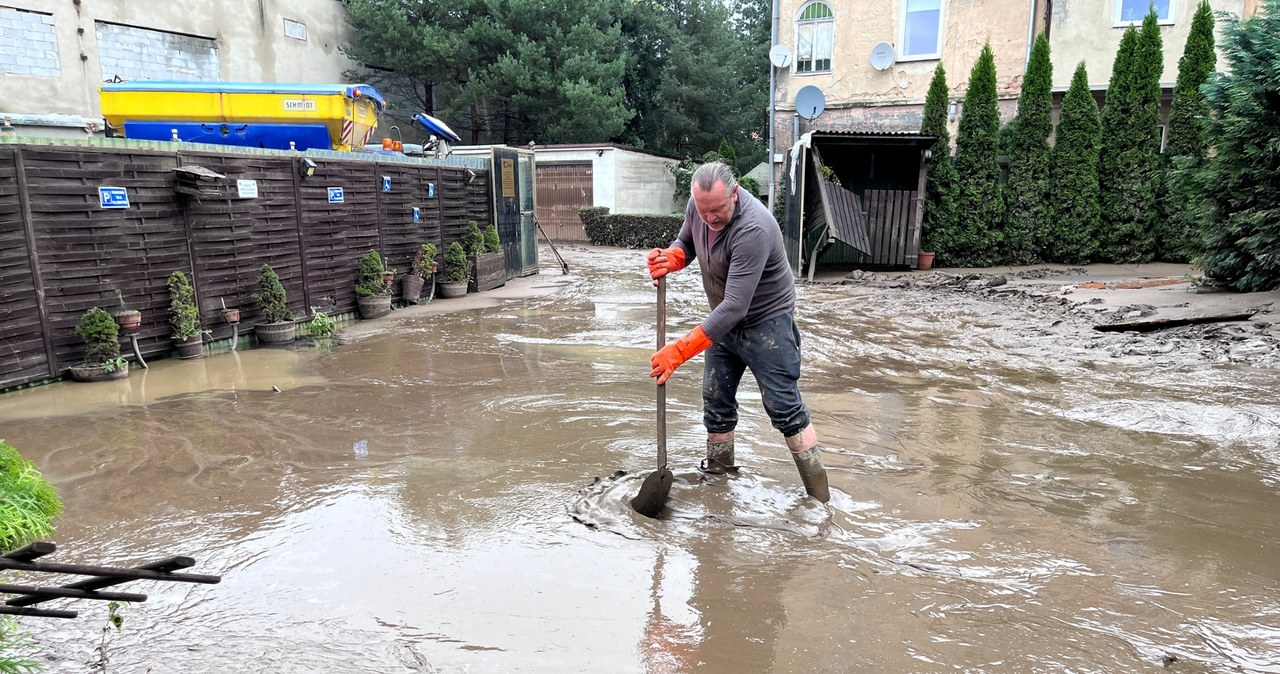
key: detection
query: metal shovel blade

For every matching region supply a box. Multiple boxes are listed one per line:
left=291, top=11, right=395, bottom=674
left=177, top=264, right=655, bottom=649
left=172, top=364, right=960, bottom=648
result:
left=631, top=276, right=672, bottom=519
left=630, top=467, right=673, bottom=518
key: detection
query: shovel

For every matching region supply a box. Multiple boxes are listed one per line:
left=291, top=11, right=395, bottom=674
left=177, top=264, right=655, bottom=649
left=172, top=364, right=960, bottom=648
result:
left=630, top=276, right=674, bottom=518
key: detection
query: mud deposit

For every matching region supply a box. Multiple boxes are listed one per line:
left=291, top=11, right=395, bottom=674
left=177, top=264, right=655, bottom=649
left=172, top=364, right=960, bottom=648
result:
left=3, top=246, right=1278, bottom=673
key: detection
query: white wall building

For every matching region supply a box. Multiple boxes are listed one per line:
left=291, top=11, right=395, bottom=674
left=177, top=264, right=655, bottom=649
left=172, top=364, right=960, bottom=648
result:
left=0, top=0, right=357, bottom=136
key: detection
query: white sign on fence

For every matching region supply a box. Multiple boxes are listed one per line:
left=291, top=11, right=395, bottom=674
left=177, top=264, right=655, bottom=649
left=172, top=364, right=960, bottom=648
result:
left=237, top=179, right=259, bottom=199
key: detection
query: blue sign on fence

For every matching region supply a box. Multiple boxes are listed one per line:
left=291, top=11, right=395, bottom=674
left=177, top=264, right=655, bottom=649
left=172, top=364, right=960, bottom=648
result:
left=99, top=186, right=129, bottom=209
left=327, top=187, right=345, bottom=204
left=381, top=176, right=392, bottom=192
left=412, top=207, right=421, bottom=223
left=426, top=182, right=436, bottom=199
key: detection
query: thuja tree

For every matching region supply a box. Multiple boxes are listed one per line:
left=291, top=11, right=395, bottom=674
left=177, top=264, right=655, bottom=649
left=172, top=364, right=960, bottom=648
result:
left=1160, top=0, right=1216, bottom=260
left=920, top=64, right=959, bottom=259
left=1004, top=33, right=1053, bottom=264
left=950, top=43, right=1004, bottom=267
left=1046, top=63, right=1102, bottom=263
left=1192, top=0, right=1280, bottom=291
left=1098, top=10, right=1164, bottom=262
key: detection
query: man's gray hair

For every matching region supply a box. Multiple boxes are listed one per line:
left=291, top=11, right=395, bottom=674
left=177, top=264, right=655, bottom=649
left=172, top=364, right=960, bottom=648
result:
left=692, top=161, right=738, bottom=195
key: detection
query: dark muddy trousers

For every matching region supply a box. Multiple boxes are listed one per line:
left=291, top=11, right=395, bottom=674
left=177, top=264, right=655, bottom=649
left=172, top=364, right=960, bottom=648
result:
left=702, top=312, right=810, bottom=438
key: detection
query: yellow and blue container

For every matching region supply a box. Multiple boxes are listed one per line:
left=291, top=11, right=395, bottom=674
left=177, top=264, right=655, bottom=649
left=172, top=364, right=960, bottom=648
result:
left=99, top=81, right=387, bottom=151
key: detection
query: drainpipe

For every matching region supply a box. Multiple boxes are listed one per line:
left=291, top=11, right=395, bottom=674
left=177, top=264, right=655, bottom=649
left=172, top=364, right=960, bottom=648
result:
left=767, top=0, right=780, bottom=212
left=1025, top=0, right=1038, bottom=69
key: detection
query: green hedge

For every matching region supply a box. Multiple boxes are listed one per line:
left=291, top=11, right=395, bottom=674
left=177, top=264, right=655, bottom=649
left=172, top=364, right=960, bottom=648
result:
left=579, top=207, right=683, bottom=249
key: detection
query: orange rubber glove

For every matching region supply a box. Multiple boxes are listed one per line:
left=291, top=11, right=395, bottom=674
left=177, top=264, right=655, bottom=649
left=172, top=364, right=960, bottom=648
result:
left=650, top=325, right=713, bottom=385
left=647, top=247, right=687, bottom=282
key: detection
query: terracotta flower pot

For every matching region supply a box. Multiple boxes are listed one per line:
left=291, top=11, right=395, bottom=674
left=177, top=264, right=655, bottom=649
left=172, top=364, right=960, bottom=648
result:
left=916, top=252, right=936, bottom=270
left=114, top=309, right=141, bottom=332
left=222, top=308, right=241, bottom=324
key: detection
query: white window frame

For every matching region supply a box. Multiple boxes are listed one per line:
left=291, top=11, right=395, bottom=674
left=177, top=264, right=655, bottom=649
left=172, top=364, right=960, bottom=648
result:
left=794, top=1, right=834, bottom=75
left=898, top=0, right=944, bottom=62
left=1113, top=0, right=1176, bottom=27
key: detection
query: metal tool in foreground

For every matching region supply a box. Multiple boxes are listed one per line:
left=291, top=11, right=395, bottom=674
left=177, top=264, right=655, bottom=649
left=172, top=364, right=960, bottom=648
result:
left=631, top=276, right=674, bottom=518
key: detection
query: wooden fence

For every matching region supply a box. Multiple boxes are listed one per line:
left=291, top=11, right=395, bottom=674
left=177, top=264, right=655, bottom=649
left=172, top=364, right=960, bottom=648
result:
left=0, top=142, right=491, bottom=390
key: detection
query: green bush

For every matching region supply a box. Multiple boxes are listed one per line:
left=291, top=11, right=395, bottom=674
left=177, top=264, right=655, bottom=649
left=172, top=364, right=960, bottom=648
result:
left=1191, top=0, right=1280, bottom=291
left=442, top=241, right=471, bottom=284
left=463, top=221, right=486, bottom=257
left=252, top=264, right=293, bottom=323
left=579, top=208, right=683, bottom=249
left=0, top=439, right=61, bottom=553
left=1004, top=33, right=1053, bottom=265
left=1160, top=0, right=1216, bottom=260
left=483, top=223, right=501, bottom=253
left=1047, top=62, right=1103, bottom=264
left=920, top=63, right=958, bottom=257
left=355, top=250, right=388, bottom=298
left=166, top=271, right=203, bottom=340
left=951, top=42, right=1005, bottom=267
left=306, top=310, right=337, bottom=338
left=74, top=307, right=120, bottom=365
left=411, top=242, right=438, bottom=277
left=738, top=175, right=761, bottom=198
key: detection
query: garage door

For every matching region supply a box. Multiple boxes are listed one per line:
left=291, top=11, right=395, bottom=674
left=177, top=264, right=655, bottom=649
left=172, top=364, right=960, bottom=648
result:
left=535, top=163, right=593, bottom=241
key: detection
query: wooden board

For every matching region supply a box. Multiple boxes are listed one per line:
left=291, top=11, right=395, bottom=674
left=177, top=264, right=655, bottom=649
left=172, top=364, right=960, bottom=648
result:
left=1094, top=309, right=1256, bottom=332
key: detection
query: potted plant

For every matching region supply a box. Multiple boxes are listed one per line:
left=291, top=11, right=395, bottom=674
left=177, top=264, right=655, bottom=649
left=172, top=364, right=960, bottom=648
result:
left=167, top=271, right=208, bottom=359
left=403, top=242, right=438, bottom=304
left=112, top=290, right=141, bottom=333
left=355, top=250, right=392, bottom=319
left=69, top=307, right=128, bottom=381
left=252, top=263, right=296, bottom=345
left=439, top=241, right=471, bottom=298
left=468, top=221, right=506, bottom=292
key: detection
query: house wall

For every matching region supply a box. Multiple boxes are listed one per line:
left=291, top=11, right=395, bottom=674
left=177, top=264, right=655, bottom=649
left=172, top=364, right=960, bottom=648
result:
left=611, top=150, right=680, bottom=215
left=534, top=147, right=680, bottom=215
left=1049, top=0, right=1250, bottom=90
left=0, top=0, right=356, bottom=127
left=775, top=0, right=1035, bottom=127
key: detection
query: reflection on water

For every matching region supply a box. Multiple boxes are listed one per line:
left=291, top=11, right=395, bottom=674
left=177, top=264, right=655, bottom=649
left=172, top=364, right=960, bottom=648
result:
left=4, top=247, right=1279, bottom=673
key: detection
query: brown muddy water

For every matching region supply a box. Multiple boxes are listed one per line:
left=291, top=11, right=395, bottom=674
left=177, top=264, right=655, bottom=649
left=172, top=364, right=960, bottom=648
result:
left=3, top=246, right=1278, bottom=673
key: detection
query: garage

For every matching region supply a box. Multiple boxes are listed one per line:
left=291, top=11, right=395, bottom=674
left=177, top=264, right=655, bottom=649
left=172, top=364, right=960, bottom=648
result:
left=535, top=162, right=593, bottom=240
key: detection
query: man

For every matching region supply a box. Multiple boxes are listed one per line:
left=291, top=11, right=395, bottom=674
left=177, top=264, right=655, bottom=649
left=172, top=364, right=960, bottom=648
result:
left=646, top=162, right=830, bottom=503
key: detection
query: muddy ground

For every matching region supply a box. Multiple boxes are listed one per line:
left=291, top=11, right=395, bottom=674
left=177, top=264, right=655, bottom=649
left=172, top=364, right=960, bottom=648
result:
left=813, top=261, right=1280, bottom=368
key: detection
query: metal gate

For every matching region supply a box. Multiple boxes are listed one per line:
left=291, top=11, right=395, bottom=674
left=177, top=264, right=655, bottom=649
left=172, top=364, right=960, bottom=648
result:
left=534, top=163, right=593, bottom=241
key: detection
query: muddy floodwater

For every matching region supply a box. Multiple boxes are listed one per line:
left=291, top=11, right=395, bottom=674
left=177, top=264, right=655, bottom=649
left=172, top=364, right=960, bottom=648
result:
left=4, top=247, right=1279, bottom=673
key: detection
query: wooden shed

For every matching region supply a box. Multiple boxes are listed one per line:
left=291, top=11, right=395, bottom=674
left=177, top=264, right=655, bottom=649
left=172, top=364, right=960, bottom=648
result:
left=783, top=131, right=934, bottom=278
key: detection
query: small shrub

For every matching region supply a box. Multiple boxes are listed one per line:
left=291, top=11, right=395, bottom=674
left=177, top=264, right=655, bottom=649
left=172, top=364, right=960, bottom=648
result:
left=166, top=271, right=204, bottom=340
left=355, top=250, right=389, bottom=298
left=463, top=221, right=486, bottom=257
left=442, top=241, right=471, bottom=284
left=0, top=439, right=62, bottom=553
left=74, top=307, right=120, bottom=365
left=483, top=223, right=501, bottom=253
left=410, top=242, right=438, bottom=278
left=579, top=208, right=683, bottom=249
left=306, top=310, right=337, bottom=338
left=738, top=175, right=761, bottom=197
left=252, top=264, right=293, bottom=323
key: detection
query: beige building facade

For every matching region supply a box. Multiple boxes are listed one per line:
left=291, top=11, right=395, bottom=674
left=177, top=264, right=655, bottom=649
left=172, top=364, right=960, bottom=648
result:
left=1049, top=0, right=1256, bottom=91
left=0, top=0, right=356, bottom=135
left=773, top=0, right=1042, bottom=148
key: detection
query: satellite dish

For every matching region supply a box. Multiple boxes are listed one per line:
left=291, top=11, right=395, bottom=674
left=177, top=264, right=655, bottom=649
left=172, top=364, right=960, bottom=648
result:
left=769, top=44, right=793, bottom=69
left=870, top=42, right=896, bottom=71
left=795, top=85, right=826, bottom=121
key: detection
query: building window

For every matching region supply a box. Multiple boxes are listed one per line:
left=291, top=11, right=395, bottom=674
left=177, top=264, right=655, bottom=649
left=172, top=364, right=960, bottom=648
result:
left=795, top=2, right=833, bottom=74
left=96, top=22, right=219, bottom=82
left=0, top=7, right=61, bottom=78
left=1116, top=0, right=1174, bottom=25
left=284, top=19, right=308, bottom=41
left=900, top=0, right=943, bottom=60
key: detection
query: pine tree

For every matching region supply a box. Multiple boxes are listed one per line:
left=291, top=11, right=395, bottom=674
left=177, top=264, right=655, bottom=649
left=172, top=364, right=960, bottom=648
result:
left=1004, top=33, right=1053, bottom=264
left=1160, top=0, right=1217, bottom=259
left=920, top=64, right=959, bottom=261
left=1098, top=11, right=1164, bottom=262
left=1047, top=63, right=1102, bottom=263
left=951, top=43, right=1004, bottom=267
left=1192, top=0, right=1280, bottom=291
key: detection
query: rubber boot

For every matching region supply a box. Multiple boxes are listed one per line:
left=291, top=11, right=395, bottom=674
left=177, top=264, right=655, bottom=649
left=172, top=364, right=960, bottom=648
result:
left=791, top=445, right=830, bottom=503
left=699, top=439, right=739, bottom=475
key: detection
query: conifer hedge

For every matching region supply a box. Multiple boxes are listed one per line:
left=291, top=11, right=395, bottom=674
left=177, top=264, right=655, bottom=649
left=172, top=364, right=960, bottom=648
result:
left=1004, top=33, right=1053, bottom=265
left=950, top=43, right=1004, bottom=267
left=920, top=64, right=959, bottom=260
left=1047, top=63, right=1102, bottom=264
